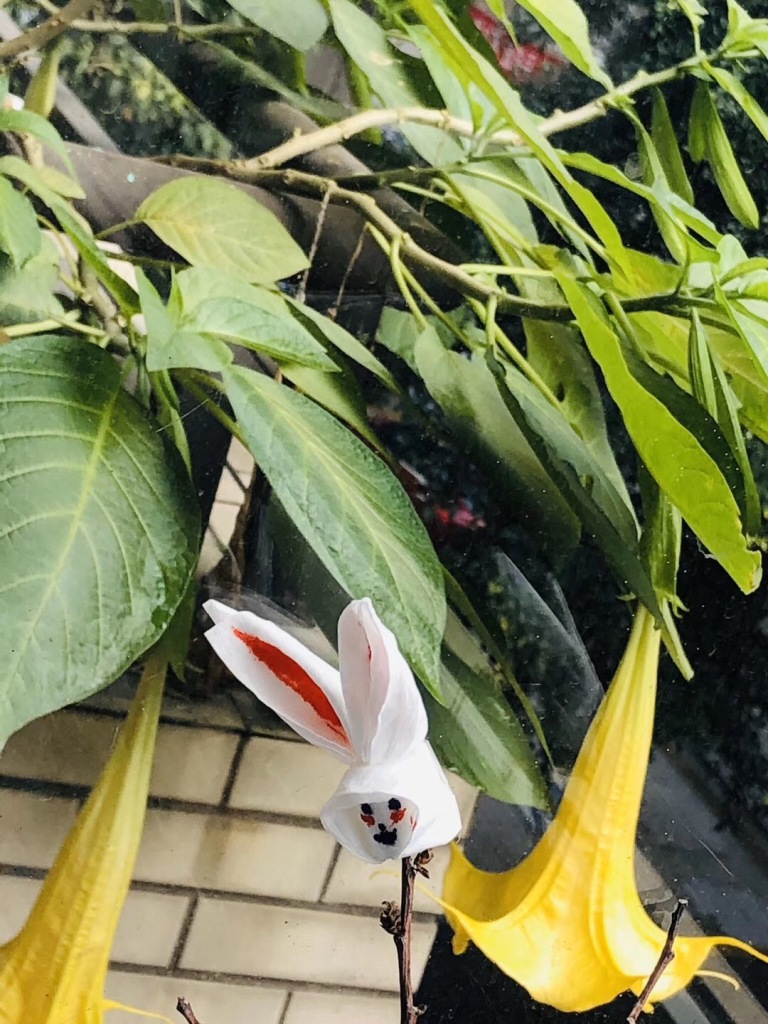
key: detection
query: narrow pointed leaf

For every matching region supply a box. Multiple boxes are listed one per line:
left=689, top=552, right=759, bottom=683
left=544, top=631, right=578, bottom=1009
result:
left=556, top=274, right=761, bottom=594
left=513, top=0, right=610, bottom=87
left=222, top=365, right=446, bottom=695
left=651, top=89, right=694, bottom=203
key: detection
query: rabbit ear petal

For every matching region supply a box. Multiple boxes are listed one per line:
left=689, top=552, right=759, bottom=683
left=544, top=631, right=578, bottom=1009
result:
left=320, top=743, right=462, bottom=863
left=204, top=600, right=352, bottom=761
left=338, top=598, right=428, bottom=762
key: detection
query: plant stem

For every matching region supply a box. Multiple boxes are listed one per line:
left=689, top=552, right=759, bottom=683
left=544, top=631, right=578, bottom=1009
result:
left=627, top=899, right=688, bottom=1023
left=0, top=0, right=97, bottom=59
left=381, top=855, right=429, bottom=1024
left=176, top=997, right=203, bottom=1024
left=240, top=58, right=702, bottom=172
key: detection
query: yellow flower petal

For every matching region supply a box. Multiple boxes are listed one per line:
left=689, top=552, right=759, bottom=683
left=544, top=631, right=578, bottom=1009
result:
left=0, top=658, right=165, bottom=1024
left=443, top=607, right=768, bottom=1012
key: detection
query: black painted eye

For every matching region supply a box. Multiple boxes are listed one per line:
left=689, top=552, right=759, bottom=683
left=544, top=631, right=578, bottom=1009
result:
left=388, top=798, right=402, bottom=811
left=360, top=803, right=373, bottom=815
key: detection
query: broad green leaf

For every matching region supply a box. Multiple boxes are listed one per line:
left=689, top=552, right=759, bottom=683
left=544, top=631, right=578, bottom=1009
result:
left=281, top=362, right=383, bottom=449
left=695, top=85, right=758, bottom=228
left=286, top=298, right=401, bottom=392
left=488, top=354, right=658, bottom=616
left=0, top=178, right=40, bottom=268
left=426, top=639, right=548, bottom=807
left=651, top=88, right=694, bottom=204
left=190, top=297, right=338, bottom=371
left=0, top=336, right=200, bottom=749
left=0, top=234, right=63, bottom=325
left=136, top=177, right=308, bottom=285
left=328, top=0, right=463, bottom=165
left=556, top=273, right=761, bottom=594
left=514, top=0, right=610, bottom=87
left=0, top=156, right=139, bottom=313
left=223, top=366, right=446, bottom=693
left=376, top=306, right=422, bottom=373
left=137, top=269, right=232, bottom=373
left=170, top=269, right=340, bottom=370
left=0, top=106, right=74, bottom=172
left=414, top=325, right=580, bottom=567
left=223, top=0, right=327, bottom=50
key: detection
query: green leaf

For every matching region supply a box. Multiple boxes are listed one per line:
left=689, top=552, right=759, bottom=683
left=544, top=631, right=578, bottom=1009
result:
left=223, top=0, right=328, bottom=49
left=413, top=325, right=580, bottom=567
left=0, top=107, right=74, bottom=173
left=651, top=88, right=694, bottom=204
left=556, top=272, right=762, bottom=594
left=513, top=0, right=611, bottom=87
left=696, top=84, right=759, bottom=228
left=705, top=61, right=768, bottom=146
left=286, top=299, right=400, bottom=392
left=0, top=178, right=40, bottom=268
left=425, top=635, right=548, bottom=807
left=136, top=177, right=308, bottom=285
left=137, top=269, right=232, bottom=373
left=488, top=353, right=659, bottom=616
left=0, top=156, right=139, bottom=313
left=408, top=0, right=629, bottom=279
left=190, top=297, right=338, bottom=371
left=223, top=366, right=446, bottom=693
left=670, top=0, right=707, bottom=44
left=280, top=362, right=383, bottom=450
left=0, top=336, right=200, bottom=749
left=687, top=310, right=761, bottom=536
left=376, top=306, right=422, bottom=373
left=0, top=235, right=63, bottom=326
left=328, top=0, right=464, bottom=165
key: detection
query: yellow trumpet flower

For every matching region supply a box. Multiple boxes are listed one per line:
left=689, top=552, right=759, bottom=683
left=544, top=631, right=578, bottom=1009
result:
left=443, top=606, right=768, bottom=1012
left=0, top=658, right=166, bottom=1024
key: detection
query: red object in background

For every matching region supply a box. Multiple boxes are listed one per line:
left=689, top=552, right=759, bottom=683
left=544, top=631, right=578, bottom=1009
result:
left=468, top=3, right=567, bottom=85
left=398, top=462, right=486, bottom=546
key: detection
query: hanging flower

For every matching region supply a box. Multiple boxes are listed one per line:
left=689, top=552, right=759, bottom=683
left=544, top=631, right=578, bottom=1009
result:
left=205, top=597, right=462, bottom=863
left=442, top=606, right=768, bottom=1012
left=0, top=658, right=167, bottom=1024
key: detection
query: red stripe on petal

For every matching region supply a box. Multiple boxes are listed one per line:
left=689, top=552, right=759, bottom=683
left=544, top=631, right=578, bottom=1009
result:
left=233, top=629, right=349, bottom=745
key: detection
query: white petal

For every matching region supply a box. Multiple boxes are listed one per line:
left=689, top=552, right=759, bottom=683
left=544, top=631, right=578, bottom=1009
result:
left=320, top=742, right=461, bottom=864
left=204, top=600, right=353, bottom=762
left=338, top=598, right=428, bottom=763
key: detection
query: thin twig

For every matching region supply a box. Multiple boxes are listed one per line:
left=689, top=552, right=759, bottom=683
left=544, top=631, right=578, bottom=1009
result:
left=627, top=899, right=688, bottom=1023
left=296, top=181, right=334, bottom=305
left=241, top=58, right=698, bottom=172
left=0, top=0, right=97, bottom=59
left=176, top=997, right=203, bottom=1024
left=381, top=852, right=432, bottom=1024
left=327, top=225, right=367, bottom=322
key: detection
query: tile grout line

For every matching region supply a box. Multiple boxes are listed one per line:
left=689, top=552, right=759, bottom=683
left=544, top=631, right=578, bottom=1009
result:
left=0, top=778, right=328, bottom=830
left=0, top=862, right=440, bottom=923
left=108, top=962, right=402, bottom=999
left=277, top=990, right=293, bottom=1024
left=168, top=893, right=200, bottom=972
left=218, top=733, right=249, bottom=808
left=317, top=843, right=342, bottom=902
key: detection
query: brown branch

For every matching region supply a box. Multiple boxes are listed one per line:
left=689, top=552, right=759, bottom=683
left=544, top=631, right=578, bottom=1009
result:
left=627, top=899, right=688, bottom=1023
left=381, top=852, right=432, bottom=1024
left=0, top=0, right=98, bottom=60
left=176, top=997, right=203, bottom=1024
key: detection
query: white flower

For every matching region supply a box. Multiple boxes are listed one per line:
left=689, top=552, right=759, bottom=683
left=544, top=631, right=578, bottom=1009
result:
left=205, top=597, right=462, bottom=863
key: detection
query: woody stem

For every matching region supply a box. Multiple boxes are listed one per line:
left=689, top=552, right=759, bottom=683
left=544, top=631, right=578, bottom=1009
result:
left=395, top=856, right=419, bottom=1024
left=627, top=899, right=688, bottom=1023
